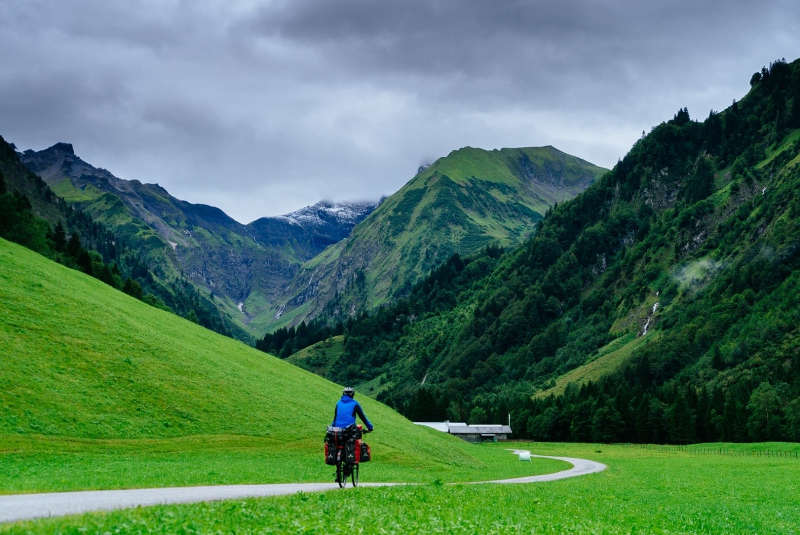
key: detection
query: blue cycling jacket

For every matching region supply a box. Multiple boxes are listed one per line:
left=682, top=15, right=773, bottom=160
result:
left=332, top=395, right=373, bottom=430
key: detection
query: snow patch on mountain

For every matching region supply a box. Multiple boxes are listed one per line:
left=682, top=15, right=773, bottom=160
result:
left=278, top=200, right=378, bottom=228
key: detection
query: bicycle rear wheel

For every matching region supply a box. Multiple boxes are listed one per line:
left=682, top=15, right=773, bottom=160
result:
left=336, top=460, right=346, bottom=488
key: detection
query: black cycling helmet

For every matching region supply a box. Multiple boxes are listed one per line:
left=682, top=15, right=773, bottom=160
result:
left=343, top=386, right=355, bottom=397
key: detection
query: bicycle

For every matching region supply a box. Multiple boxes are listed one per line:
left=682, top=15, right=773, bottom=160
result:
left=325, top=424, right=371, bottom=488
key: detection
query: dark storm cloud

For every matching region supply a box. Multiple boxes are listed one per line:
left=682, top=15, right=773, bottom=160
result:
left=246, top=0, right=795, bottom=111
left=1, top=0, right=797, bottom=222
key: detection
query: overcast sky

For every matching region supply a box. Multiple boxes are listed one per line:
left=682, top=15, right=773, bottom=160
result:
left=1, top=1, right=798, bottom=223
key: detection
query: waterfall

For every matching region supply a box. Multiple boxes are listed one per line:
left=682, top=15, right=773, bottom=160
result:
left=641, top=302, right=659, bottom=336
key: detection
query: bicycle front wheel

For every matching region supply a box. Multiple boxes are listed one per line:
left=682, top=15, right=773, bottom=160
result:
left=351, top=463, right=359, bottom=487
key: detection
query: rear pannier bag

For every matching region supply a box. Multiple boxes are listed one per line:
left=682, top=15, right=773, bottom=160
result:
left=324, top=441, right=335, bottom=465
left=360, top=441, right=371, bottom=462
left=354, top=439, right=362, bottom=462
left=324, top=426, right=342, bottom=465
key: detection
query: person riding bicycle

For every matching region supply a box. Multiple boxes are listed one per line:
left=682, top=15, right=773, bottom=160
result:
left=332, top=386, right=374, bottom=431
left=328, top=387, right=373, bottom=486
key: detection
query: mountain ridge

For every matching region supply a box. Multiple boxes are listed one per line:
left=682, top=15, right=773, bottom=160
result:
left=20, top=141, right=605, bottom=335
left=0, top=135, right=246, bottom=337
left=273, top=145, right=607, bottom=324
left=19, top=144, right=379, bottom=336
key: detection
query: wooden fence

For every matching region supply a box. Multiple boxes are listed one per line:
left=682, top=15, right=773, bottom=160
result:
left=623, top=443, right=800, bottom=458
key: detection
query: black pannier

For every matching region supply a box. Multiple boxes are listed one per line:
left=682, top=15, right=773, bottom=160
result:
left=324, top=425, right=364, bottom=465
left=360, top=441, right=371, bottom=462
left=324, top=426, right=343, bottom=465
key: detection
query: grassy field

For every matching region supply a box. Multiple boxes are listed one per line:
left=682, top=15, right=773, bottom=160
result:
left=0, top=434, right=565, bottom=494
left=3, top=442, right=798, bottom=534
left=0, top=237, right=563, bottom=493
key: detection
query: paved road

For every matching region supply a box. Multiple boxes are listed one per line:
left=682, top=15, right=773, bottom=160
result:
left=482, top=452, right=607, bottom=483
left=0, top=453, right=605, bottom=524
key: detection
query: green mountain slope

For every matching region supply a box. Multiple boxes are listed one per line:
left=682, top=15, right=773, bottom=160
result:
left=0, top=138, right=244, bottom=338
left=278, top=59, right=800, bottom=443
left=277, top=146, right=607, bottom=324
left=0, top=139, right=65, bottom=225
left=0, top=237, right=562, bottom=492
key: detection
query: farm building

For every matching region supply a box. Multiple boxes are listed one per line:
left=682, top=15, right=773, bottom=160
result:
left=413, top=421, right=512, bottom=443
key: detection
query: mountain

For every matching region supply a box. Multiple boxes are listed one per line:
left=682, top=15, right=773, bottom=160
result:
left=249, top=200, right=378, bottom=262
left=0, top=136, right=245, bottom=337
left=274, top=58, right=800, bottom=444
left=19, top=144, right=377, bottom=337
left=0, top=139, right=65, bottom=224
left=274, top=146, right=607, bottom=324
left=20, top=141, right=604, bottom=335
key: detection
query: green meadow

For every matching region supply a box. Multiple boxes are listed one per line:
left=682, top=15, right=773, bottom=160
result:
left=2, top=238, right=799, bottom=534
left=0, top=237, right=561, bottom=493
left=0, top=434, right=564, bottom=494
left=3, top=442, right=798, bottom=534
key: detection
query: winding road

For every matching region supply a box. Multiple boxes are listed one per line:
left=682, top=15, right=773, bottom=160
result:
left=0, top=452, right=605, bottom=524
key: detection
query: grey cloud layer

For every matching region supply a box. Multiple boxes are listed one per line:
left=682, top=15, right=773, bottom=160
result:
left=1, top=0, right=797, bottom=222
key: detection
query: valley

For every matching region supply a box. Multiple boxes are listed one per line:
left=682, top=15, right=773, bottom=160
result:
left=0, top=50, right=798, bottom=535
left=20, top=143, right=379, bottom=337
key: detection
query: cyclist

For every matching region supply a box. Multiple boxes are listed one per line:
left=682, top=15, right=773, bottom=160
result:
left=332, top=386, right=374, bottom=431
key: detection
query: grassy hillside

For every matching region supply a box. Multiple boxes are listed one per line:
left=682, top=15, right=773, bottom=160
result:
left=534, top=333, right=651, bottom=398
left=273, top=146, right=606, bottom=327
left=7, top=442, right=799, bottom=534
left=0, top=238, right=561, bottom=492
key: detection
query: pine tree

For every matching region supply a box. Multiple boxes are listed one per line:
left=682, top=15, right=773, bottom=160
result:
left=667, top=389, right=695, bottom=444
left=67, top=232, right=82, bottom=259
left=746, top=382, right=783, bottom=440
left=123, top=278, right=143, bottom=299
left=77, top=250, right=92, bottom=274
left=52, top=222, right=67, bottom=252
